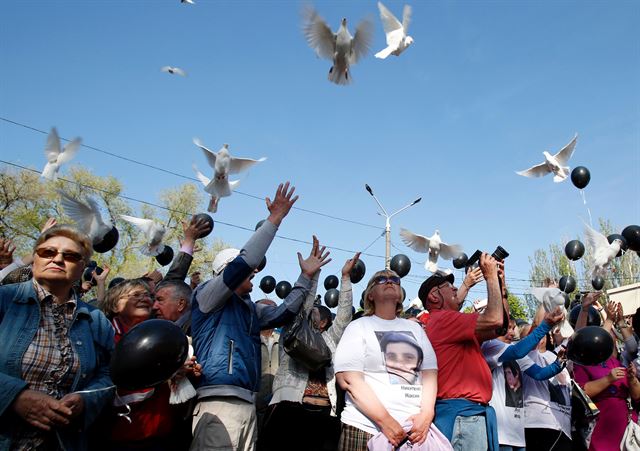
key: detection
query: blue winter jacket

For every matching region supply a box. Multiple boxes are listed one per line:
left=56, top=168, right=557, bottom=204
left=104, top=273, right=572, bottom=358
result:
left=0, top=281, right=115, bottom=451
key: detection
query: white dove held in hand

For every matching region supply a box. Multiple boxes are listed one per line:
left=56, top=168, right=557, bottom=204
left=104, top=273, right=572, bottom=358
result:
left=42, top=127, right=82, bottom=181
left=584, top=223, right=622, bottom=277
left=58, top=190, right=113, bottom=244
left=375, top=2, right=413, bottom=59
left=516, top=134, right=578, bottom=183
left=119, top=215, right=167, bottom=257
left=302, top=7, right=373, bottom=85
left=400, top=228, right=462, bottom=274
left=531, top=287, right=573, bottom=338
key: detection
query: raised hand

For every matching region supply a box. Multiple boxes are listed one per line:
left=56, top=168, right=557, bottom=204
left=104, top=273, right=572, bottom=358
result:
left=41, top=217, right=57, bottom=233
left=266, top=182, right=298, bottom=227
left=544, top=306, right=565, bottom=326
left=479, top=253, right=498, bottom=279
left=297, top=235, right=331, bottom=278
left=341, top=252, right=361, bottom=277
left=0, top=238, right=16, bottom=268
left=463, top=266, right=484, bottom=289
left=182, top=215, right=212, bottom=248
left=93, top=265, right=110, bottom=284
left=582, top=291, right=601, bottom=309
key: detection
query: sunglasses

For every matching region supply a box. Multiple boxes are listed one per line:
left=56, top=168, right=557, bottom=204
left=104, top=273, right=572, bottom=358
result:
left=35, top=247, right=84, bottom=263
left=373, top=275, right=401, bottom=286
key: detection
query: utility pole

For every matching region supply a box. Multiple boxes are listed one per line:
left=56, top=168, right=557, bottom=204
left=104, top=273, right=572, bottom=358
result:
left=365, top=184, right=421, bottom=269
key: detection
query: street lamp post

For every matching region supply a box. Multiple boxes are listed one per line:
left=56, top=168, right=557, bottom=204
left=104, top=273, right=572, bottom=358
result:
left=365, top=184, right=421, bottom=269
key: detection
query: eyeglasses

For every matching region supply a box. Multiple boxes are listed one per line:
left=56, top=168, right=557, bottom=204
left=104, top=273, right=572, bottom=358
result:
left=123, top=291, right=154, bottom=302
left=35, top=247, right=84, bottom=263
left=373, top=275, right=401, bottom=286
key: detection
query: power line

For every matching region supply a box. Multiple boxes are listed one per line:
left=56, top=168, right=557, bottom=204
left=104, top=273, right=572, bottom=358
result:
left=0, top=116, right=382, bottom=230
left=0, top=159, right=388, bottom=260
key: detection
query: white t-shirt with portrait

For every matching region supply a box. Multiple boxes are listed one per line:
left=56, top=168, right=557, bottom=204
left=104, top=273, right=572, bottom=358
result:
left=482, top=339, right=534, bottom=447
left=524, top=350, right=571, bottom=439
left=333, top=315, right=437, bottom=434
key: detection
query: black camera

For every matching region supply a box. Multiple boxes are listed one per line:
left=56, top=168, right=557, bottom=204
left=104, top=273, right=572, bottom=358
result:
left=466, top=246, right=510, bottom=269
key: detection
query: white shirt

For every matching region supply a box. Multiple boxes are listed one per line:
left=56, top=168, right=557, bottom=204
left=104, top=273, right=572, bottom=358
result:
left=334, top=315, right=437, bottom=434
left=482, top=339, right=534, bottom=447
left=524, top=350, right=572, bottom=439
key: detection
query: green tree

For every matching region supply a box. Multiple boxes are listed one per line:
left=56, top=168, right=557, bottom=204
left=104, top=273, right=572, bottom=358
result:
left=507, top=292, right=528, bottom=320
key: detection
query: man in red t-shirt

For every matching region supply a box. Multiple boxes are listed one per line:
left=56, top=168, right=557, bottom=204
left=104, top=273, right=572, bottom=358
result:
left=419, top=253, right=503, bottom=451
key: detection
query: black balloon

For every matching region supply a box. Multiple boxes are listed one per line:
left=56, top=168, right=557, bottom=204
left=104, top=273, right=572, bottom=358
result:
left=259, top=275, right=276, bottom=294
left=452, top=253, right=468, bottom=269
left=324, top=288, right=339, bottom=308
left=257, top=256, right=267, bottom=272
left=275, top=281, right=292, bottom=299
left=93, top=226, right=119, bottom=253
left=559, top=275, right=576, bottom=294
left=567, top=326, right=614, bottom=366
left=111, top=319, right=188, bottom=390
left=155, top=245, right=174, bottom=266
left=359, top=291, right=365, bottom=309
left=401, top=287, right=406, bottom=302
left=591, top=276, right=605, bottom=291
left=570, top=166, right=591, bottom=190
left=622, top=225, right=640, bottom=252
left=607, top=234, right=627, bottom=258
left=390, top=254, right=411, bottom=278
left=324, top=275, right=339, bottom=290
left=193, top=213, right=214, bottom=238
left=568, top=305, right=602, bottom=328
left=350, top=259, right=366, bottom=284
left=564, top=240, right=585, bottom=261
left=255, top=219, right=266, bottom=231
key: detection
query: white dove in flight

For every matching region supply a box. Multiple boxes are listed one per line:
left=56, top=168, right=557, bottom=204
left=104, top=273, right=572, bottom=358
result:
left=119, top=215, right=167, bottom=257
left=531, top=287, right=573, bottom=338
left=58, top=190, right=113, bottom=244
left=193, top=138, right=265, bottom=210
left=192, top=164, right=240, bottom=213
left=516, top=134, right=578, bottom=183
left=400, top=228, right=462, bottom=273
left=302, top=7, right=373, bottom=85
left=375, top=2, right=413, bottom=59
left=584, top=223, right=622, bottom=277
left=161, top=66, right=187, bottom=77
left=41, top=127, right=82, bottom=181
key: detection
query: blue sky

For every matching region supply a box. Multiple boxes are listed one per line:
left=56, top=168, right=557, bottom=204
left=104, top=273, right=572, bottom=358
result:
left=1, top=0, right=639, bottom=307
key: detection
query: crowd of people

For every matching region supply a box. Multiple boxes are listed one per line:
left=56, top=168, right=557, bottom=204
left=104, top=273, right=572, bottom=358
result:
left=0, top=181, right=638, bottom=451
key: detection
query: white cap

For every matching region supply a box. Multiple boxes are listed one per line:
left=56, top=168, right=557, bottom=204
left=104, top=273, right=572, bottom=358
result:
left=212, top=248, right=240, bottom=275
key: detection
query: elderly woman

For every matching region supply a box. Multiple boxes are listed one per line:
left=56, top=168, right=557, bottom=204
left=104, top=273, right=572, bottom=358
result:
left=261, top=253, right=359, bottom=451
left=0, top=225, right=114, bottom=450
left=334, top=269, right=439, bottom=451
left=99, top=278, right=179, bottom=450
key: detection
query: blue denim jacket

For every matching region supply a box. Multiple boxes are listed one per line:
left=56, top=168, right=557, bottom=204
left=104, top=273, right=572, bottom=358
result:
left=0, top=281, right=115, bottom=451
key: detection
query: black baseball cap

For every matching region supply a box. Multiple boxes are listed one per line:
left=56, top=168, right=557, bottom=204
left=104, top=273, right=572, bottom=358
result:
left=418, top=273, right=455, bottom=307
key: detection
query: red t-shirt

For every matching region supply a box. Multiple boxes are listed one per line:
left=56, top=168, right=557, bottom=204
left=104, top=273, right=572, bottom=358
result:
left=424, top=310, right=493, bottom=403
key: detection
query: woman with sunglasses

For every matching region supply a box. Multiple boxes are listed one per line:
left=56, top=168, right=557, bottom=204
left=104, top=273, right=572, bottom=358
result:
left=98, top=279, right=181, bottom=450
left=334, top=269, right=440, bottom=451
left=0, top=225, right=115, bottom=450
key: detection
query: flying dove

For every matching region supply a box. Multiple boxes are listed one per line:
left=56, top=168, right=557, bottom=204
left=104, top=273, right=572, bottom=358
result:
left=58, top=190, right=113, bottom=244
left=161, top=66, right=187, bottom=77
left=119, top=215, right=167, bottom=257
left=531, top=287, right=574, bottom=338
left=516, top=134, right=578, bottom=183
left=302, top=6, right=373, bottom=85
left=584, top=223, right=622, bottom=277
left=400, top=228, right=462, bottom=273
left=192, top=138, right=265, bottom=211
left=375, top=2, right=413, bottom=59
left=41, top=127, right=81, bottom=181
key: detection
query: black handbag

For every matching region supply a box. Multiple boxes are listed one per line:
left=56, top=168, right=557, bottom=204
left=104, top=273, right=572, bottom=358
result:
left=282, top=309, right=332, bottom=372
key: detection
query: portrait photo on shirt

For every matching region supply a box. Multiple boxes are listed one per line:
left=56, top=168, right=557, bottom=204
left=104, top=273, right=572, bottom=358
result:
left=547, top=379, right=570, bottom=406
left=503, top=360, right=524, bottom=408
left=375, top=331, right=423, bottom=385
